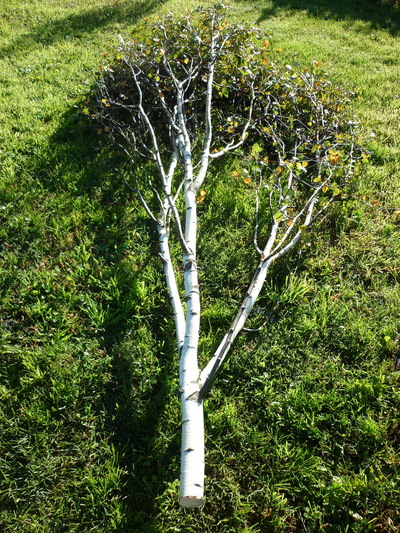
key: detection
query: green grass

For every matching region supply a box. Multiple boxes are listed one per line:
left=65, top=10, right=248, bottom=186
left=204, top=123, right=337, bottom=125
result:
left=0, top=0, right=399, bottom=531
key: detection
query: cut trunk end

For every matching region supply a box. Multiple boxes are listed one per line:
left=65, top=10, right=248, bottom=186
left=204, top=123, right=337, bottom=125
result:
left=179, top=494, right=206, bottom=508
left=179, top=391, right=205, bottom=508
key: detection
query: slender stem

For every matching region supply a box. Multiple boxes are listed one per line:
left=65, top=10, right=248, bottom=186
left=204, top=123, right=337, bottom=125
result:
left=157, top=223, right=186, bottom=350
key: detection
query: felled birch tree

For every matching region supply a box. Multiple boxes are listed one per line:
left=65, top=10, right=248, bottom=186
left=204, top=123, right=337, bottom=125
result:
left=93, top=4, right=365, bottom=508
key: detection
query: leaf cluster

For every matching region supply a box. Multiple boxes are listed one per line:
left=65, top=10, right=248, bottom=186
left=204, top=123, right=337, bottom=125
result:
left=93, top=5, right=366, bottom=233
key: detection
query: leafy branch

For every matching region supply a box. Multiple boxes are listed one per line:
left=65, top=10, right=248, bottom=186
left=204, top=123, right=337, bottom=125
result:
left=91, top=4, right=366, bottom=507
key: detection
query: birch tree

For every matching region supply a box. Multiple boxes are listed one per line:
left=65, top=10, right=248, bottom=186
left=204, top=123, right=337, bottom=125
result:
left=94, top=4, right=365, bottom=508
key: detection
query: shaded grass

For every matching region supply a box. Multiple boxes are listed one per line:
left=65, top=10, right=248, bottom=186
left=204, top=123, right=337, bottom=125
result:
left=254, top=0, right=400, bottom=35
left=0, top=0, right=399, bottom=531
left=0, top=1, right=164, bottom=60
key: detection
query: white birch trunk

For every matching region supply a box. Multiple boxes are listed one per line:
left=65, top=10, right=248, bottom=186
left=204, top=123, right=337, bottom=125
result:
left=179, top=360, right=205, bottom=508
left=158, top=208, right=205, bottom=507
left=177, top=114, right=206, bottom=505
left=179, top=228, right=205, bottom=505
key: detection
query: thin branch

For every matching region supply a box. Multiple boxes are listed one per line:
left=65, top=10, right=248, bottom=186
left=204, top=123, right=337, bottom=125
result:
left=209, top=82, right=256, bottom=160
left=266, top=178, right=329, bottom=259
left=127, top=64, right=191, bottom=256
left=253, top=175, right=263, bottom=256
left=106, top=146, right=159, bottom=223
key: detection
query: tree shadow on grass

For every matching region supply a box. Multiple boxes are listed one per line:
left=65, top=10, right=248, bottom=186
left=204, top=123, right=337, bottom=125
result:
left=0, top=0, right=166, bottom=59
left=38, top=99, right=302, bottom=533
left=31, top=95, right=182, bottom=529
left=246, top=0, right=400, bottom=35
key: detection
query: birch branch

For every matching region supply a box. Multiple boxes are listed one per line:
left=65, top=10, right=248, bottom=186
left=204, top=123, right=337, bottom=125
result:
left=199, top=196, right=318, bottom=398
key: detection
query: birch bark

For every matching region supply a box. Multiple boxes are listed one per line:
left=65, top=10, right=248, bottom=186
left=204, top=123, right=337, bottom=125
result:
left=157, top=223, right=185, bottom=351
left=176, top=90, right=206, bottom=504
left=179, top=192, right=205, bottom=506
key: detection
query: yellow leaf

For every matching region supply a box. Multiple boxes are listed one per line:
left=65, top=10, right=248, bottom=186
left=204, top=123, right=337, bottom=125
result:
left=243, top=177, right=252, bottom=185
left=183, top=57, right=190, bottom=64
left=328, top=150, right=340, bottom=165
left=197, top=189, right=206, bottom=203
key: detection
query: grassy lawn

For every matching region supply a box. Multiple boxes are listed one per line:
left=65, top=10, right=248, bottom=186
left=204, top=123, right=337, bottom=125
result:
left=0, top=0, right=399, bottom=531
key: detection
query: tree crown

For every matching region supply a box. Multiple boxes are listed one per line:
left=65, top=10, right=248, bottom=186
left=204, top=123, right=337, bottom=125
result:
left=93, top=4, right=366, bottom=238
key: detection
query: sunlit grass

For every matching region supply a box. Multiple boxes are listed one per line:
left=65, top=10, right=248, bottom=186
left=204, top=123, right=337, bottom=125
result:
left=0, top=0, right=399, bottom=531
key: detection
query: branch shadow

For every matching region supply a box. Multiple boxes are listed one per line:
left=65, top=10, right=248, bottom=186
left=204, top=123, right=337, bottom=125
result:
left=245, top=0, right=400, bottom=35
left=0, top=0, right=166, bottom=59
